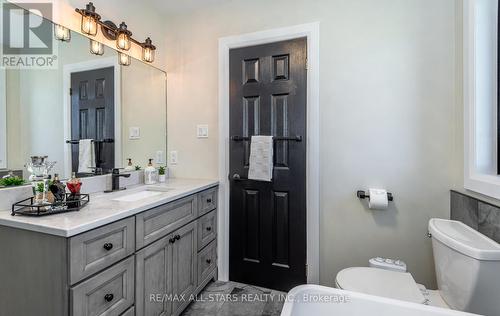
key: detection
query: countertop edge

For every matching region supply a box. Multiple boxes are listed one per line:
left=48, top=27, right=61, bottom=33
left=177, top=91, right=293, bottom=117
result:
left=0, top=181, right=219, bottom=237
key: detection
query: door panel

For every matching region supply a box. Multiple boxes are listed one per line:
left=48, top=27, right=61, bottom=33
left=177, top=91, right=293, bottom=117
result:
left=229, top=38, right=307, bottom=291
left=135, top=235, right=173, bottom=316
left=172, top=222, right=196, bottom=316
left=71, top=67, right=114, bottom=175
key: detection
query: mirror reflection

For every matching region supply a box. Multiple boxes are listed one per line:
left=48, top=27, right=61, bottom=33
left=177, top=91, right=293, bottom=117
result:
left=0, top=7, right=167, bottom=185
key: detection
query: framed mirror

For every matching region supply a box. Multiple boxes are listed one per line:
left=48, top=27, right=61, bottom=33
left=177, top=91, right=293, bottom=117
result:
left=0, top=4, right=166, bottom=185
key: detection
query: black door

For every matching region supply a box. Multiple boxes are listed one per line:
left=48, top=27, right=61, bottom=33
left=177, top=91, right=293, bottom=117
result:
left=71, top=67, right=114, bottom=175
left=229, top=38, right=307, bottom=291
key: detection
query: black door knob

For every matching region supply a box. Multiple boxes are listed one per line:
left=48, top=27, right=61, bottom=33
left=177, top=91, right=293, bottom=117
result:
left=169, top=237, right=175, bottom=243
left=206, top=226, right=212, bottom=232
left=207, top=198, right=212, bottom=203
left=174, top=234, right=181, bottom=240
left=104, top=293, right=114, bottom=302
left=206, top=259, right=212, bottom=264
left=103, top=243, right=113, bottom=251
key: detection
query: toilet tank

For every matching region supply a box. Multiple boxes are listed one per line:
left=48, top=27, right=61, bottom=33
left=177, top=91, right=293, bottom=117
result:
left=429, top=218, right=500, bottom=316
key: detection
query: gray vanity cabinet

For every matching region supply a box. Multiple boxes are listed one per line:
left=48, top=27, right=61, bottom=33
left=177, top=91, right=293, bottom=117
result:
left=0, top=185, right=218, bottom=316
left=135, top=222, right=197, bottom=316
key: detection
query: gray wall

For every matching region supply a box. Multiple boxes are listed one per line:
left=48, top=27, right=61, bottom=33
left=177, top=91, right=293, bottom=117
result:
left=163, top=0, right=463, bottom=288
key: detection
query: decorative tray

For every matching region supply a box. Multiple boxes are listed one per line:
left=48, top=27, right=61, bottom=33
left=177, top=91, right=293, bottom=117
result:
left=11, top=193, right=90, bottom=217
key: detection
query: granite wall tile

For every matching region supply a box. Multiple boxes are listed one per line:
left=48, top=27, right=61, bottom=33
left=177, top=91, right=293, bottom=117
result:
left=478, top=202, right=500, bottom=243
left=450, top=191, right=479, bottom=230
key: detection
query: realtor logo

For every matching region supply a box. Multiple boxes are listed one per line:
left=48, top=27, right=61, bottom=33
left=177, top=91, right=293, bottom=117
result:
left=1, top=2, right=57, bottom=68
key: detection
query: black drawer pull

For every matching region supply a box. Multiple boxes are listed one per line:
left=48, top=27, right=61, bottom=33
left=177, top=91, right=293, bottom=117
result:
left=206, top=198, right=212, bottom=203
left=174, top=234, right=181, bottom=240
left=103, top=243, right=113, bottom=251
left=206, top=226, right=212, bottom=232
left=206, top=259, right=212, bottom=264
left=104, top=293, right=114, bottom=302
left=169, top=237, right=175, bottom=244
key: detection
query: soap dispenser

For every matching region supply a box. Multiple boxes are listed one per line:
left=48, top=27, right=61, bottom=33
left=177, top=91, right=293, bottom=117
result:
left=124, top=158, right=134, bottom=171
left=144, top=159, right=158, bottom=185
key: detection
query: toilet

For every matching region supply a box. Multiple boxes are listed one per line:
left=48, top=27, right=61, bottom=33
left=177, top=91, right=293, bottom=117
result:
left=335, top=218, right=500, bottom=316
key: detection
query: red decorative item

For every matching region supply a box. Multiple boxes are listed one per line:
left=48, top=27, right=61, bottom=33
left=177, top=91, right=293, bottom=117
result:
left=66, top=181, right=82, bottom=194
left=66, top=173, right=82, bottom=208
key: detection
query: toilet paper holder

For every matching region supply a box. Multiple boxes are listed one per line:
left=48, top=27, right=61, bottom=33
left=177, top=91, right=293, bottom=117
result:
left=357, top=190, right=394, bottom=202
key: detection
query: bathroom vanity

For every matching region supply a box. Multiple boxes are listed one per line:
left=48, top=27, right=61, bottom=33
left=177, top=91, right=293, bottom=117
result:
left=0, top=179, right=218, bottom=316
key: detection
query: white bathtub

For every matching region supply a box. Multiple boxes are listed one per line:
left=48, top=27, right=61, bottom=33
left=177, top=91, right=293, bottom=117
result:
left=281, top=285, right=478, bottom=316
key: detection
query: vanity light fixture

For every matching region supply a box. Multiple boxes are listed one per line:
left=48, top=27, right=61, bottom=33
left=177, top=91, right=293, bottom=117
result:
left=116, top=22, right=132, bottom=51
left=76, top=2, right=158, bottom=62
left=54, top=24, right=71, bottom=42
left=90, top=40, right=104, bottom=55
left=118, top=52, right=131, bottom=66
left=76, top=2, right=100, bottom=36
left=142, top=38, right=156, bottom=63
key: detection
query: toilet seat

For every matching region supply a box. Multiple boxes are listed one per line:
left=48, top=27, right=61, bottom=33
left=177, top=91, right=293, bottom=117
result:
left=335, top=267, right=426, bottom=304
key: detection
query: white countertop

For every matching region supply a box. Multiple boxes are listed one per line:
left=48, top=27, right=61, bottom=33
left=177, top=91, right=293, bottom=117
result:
left=0, top=178, right=218, bottom=237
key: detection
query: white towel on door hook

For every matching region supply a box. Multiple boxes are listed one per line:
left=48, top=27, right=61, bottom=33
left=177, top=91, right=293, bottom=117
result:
left=78, top=139, right=95, bottom=173
left=248, top=136, right=273, bottom=182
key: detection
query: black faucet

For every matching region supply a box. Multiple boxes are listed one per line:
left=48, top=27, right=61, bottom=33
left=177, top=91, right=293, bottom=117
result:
left=104, top=168, right=131, bottom=193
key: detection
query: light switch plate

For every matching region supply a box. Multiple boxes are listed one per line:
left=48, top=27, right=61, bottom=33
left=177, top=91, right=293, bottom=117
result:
left=170, top=151, right=178, bottom=165
left=197, top=125, right=209, bottom=138
left=129, top=127, right=140, bottom=140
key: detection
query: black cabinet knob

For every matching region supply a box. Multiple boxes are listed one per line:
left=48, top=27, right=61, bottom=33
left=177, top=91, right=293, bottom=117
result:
left=206, top=259, right=212, bottom=264
left=174, top=234, right=181, bottom=240
left=206, top=226, right=212, bottom=232
left=206, top=198, right=212, bottom=203
left=103, top=243, right=113, bottom=251
left=104, top=293, right=114, bottom=302
left=169, top=237, right=175, bottom=244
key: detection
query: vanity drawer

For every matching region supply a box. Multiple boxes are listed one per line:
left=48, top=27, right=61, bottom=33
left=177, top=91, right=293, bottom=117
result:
left=198, top=187, right=218, bottom=216
left=121, top=306, right=135, bottom=316
left=136, top=195, right=197, bottom=249
left=197, top=239, right=217, bottom=287
left=69, top=217, right=135, bottom=285
left=197, top=210, right=217, bottom=250
left=71, top=256, right=134, bottom=316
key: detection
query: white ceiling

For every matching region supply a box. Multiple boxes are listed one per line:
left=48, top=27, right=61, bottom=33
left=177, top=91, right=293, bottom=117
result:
left=146, top=0, right=232, bottom=15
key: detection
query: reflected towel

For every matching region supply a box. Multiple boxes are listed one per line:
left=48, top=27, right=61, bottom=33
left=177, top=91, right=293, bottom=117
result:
left=78, top=139, right=95, bottom=173
left=248, top=136, right=273, bottom=182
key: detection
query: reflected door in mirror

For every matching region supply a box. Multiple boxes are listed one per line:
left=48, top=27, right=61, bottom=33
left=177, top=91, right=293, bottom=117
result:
left=71, top=67, right=115, bottom=175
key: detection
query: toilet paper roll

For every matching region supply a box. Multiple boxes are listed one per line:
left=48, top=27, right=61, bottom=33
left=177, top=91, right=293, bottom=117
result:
left=368, top=188, right=389, bottom=210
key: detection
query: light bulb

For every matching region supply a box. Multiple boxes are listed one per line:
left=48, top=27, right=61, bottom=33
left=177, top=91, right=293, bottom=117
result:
left=90, top=40, right=104, bottom=55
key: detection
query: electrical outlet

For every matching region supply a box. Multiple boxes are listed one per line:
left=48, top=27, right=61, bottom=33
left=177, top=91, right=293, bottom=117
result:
left=170, top=151, right=178, bottom=165
left=156, top=151, right=164, bottom=164
left=197, top=125, right=209, bottom=138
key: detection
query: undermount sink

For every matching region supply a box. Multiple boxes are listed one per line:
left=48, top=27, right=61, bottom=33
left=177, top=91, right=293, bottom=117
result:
left=112, top=186, right=173, bottom=202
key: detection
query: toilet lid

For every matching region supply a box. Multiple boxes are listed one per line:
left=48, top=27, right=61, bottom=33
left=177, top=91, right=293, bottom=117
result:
left=336, top=267, right=426, bottom=304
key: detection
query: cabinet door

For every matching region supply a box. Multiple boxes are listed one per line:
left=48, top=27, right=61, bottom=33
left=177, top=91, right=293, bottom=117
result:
left=136, top=235, right=173, bottom=316
left=172, top=222, right=197, bottom=316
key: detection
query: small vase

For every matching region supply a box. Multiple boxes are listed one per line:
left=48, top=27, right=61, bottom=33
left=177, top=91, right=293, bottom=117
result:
left=159, top=175, right=166, bottom=183
left=32, top=179, right=48, bottom=205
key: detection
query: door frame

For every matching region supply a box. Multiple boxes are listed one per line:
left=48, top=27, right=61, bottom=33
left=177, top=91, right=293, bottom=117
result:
left=62, top=57, right=122, bottom=178
left=218, top=22, right=320, bottom=284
